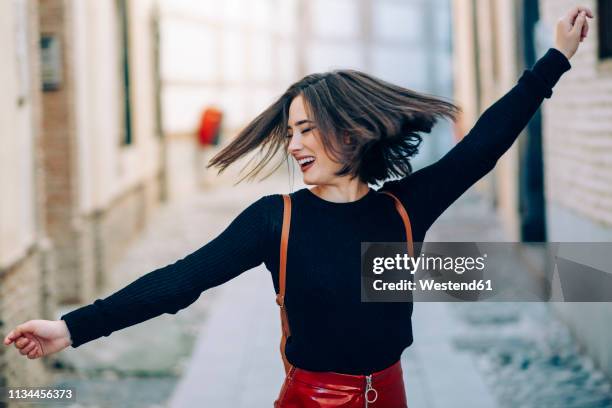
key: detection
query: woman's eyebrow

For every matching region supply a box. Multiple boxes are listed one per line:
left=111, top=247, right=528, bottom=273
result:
left=287, top=119, right=314, bottom=129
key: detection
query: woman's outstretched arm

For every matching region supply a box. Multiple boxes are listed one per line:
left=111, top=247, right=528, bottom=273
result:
left=382, top=6, right=593, bottom=234
left=4, top=195, right=280, bottom=356
left=61, top=195, right=279, bottom=348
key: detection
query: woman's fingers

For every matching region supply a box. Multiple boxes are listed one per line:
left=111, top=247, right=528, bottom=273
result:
left=15, top=337, right=30, bottom=348
left=4, top=329, right=21, bottom=345
left=4, top=327, right=24, bottom=345
left=581, top=19, right=589, bottom=41
left=3, top=321, right=38, bottom=346
left=6, top=333, right=41, bottom=358
left=565, top=5, right=594, bottom=23
left=20, top=342, right=36, bottom=356
left=22, top=342, right=36, bottom=353
left=571, top=11, right=588, bottom=37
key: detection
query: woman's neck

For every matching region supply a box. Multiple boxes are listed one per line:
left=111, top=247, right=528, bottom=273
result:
left=309, top=180, right=370, bottom=203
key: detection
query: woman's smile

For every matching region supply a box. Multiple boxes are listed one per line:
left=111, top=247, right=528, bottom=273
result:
left=296, top=156, right=316, bottom=172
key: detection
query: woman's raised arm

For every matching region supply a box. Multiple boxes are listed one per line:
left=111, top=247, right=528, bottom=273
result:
left=382, top=6, right=593, bottom=234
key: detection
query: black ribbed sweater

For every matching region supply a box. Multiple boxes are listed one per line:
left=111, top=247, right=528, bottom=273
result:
left=61, top=48, right=571, bottom=374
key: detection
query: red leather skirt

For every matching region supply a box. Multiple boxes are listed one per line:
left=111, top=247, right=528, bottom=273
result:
left=274, top=360, right=408, bottom=407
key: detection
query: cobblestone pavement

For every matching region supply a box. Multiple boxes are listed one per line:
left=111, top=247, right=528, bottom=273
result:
left=49, top=180, right=612, bottom=408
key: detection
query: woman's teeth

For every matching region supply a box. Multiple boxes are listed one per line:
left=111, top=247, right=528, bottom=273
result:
left=298, top=157, right=315, bottom=171
left=298, top=157, right=315, bottom=165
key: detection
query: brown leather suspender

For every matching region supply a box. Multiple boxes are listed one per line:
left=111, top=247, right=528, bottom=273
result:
left=276, top=191, right=413, bottom=375
left=378, top=191, right=415, bottom=258
left=277, top=195, right=293, bottom=375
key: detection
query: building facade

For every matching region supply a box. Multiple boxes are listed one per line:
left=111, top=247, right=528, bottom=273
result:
left=452, top=0, right=612, bottom=379
left=0, top=0, right=51, bottom=399
left=1, top=0, right=165, bottom=400
left=540, top=0, right=612, bottom=381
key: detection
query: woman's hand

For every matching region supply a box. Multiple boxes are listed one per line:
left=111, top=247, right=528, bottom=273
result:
left=555, top=5, right=594, bottom=60
left=3, top=320, right=72, bottom=359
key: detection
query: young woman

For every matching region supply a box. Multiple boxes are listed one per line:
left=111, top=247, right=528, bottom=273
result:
left=4, top=6, right=593, bottom=407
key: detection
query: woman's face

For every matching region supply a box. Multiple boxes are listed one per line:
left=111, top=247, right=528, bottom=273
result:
left=287, top=95, right=344, bottom=185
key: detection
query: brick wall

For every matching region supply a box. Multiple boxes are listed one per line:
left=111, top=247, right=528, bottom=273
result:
left=0, top=253, right=51, bottom=408
left=540, top=0, right=612, bottom=381
left=39, top=0, right=97, bottom=304
left=37, top=0, right=165, bottom=305
left=540, top=0, right=612, bottom=229
left=0, top=0, right=56, bottom=404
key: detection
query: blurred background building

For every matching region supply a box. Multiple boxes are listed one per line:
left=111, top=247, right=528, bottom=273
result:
left=453, top=0, right=612, bottom=380
left=1, top=0, right=611, bottom=406
left=159, top=0, right=454, bottom=194
left=2, top=0, right=166, bottom=398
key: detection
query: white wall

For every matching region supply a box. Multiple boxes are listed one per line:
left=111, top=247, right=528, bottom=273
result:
left=72, top=0, right=161, bottom=214
left=0, top=0, right=37, bottom=268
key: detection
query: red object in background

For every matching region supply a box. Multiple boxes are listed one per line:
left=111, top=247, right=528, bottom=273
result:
left=197, top=107, right=223, bottom=146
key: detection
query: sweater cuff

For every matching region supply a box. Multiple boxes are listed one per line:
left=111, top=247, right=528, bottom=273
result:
left=61, top=305, right=98, bottom=348
left=528, top=48, right=572, bottom=98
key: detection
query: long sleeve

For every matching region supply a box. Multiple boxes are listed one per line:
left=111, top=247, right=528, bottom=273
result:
left=381, top=48, right=571, bottom=234
left=61, top=195, right=277, bottom=348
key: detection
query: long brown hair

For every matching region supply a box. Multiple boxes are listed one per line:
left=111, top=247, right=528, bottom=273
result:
left=207, top=70, right=461, bottom=185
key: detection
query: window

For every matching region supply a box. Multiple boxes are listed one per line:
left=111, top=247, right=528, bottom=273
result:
left=117, top=0, right=133, bottom=145
left=598, top=0, right=612, bottom=59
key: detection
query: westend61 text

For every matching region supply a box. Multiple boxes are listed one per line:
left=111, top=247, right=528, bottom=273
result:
left=373, top=279, right=493, bottom=291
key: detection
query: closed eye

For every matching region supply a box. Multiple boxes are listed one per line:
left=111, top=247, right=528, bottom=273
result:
left=285, top=127, right=315, bottom=138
